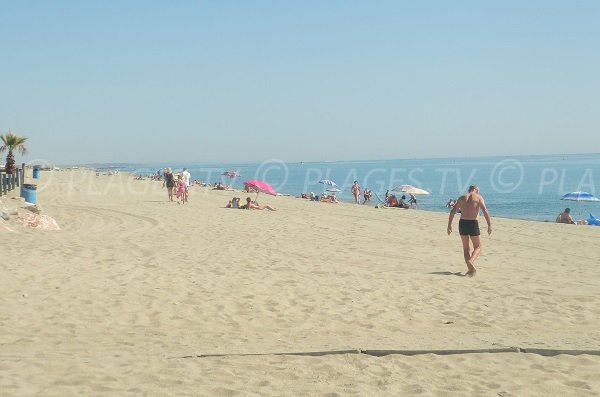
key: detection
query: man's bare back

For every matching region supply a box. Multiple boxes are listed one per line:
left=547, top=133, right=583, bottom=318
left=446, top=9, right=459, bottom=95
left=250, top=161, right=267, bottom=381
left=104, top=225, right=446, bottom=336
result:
left=447, top=185, right=492, bottom=277
left=456, top=191, right=486, bottom=220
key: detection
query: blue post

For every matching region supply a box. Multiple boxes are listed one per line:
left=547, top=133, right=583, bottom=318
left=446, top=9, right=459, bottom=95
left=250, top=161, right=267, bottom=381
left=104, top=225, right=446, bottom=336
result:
left=33, top=167, right=40, bottom=179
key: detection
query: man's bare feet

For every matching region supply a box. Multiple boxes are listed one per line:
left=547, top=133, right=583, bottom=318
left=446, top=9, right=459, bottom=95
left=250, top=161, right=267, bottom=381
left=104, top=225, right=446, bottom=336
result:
left=466, top=260, right=477, bottom=277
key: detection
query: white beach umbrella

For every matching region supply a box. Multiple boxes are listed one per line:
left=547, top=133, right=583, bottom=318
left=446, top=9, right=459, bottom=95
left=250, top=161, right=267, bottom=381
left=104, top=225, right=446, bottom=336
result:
left=391, top=184, right=430, bottom=195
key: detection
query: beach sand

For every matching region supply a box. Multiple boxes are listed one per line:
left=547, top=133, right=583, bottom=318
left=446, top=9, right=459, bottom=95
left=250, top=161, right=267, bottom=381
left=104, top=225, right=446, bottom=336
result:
left=1, top=169, right=599, bottom=396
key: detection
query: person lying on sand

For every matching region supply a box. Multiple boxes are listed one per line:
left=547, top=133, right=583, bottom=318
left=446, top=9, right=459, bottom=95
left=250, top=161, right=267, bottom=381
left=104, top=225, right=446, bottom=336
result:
left=301, top=192, right=316, bottom=200
left=320, top=194, right=339, bottom=203
left=213, top=183, right=232, bottom=190
left=242, top=197, right=276, bottom=211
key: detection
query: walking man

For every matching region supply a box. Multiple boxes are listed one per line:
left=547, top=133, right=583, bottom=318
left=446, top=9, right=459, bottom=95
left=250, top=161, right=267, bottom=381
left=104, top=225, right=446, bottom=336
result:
left=447, top=185, right=492, bottom=276
left=181, top=167, right=191, bottom=203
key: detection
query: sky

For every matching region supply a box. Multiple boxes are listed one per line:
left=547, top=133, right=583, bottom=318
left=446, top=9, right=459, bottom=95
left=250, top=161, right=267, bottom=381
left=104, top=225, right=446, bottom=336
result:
left=1, top=1, right=599, bottom=165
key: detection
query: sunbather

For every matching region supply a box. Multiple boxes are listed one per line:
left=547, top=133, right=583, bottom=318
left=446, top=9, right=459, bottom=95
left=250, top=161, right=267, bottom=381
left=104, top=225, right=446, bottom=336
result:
left=244, top=197, right=276, bottom=211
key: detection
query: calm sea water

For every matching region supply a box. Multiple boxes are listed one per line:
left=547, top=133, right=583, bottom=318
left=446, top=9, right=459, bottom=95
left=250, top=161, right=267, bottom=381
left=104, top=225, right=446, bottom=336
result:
left=97, top=154, right=600, bottom=222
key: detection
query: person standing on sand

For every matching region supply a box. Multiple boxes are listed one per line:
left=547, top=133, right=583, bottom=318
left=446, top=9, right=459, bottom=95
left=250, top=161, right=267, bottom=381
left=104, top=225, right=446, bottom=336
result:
left=181, top=167, right=191, bottom=203
left=447, top=185, right=492, bottom=277
left=162, top=168, right=175, bottom=202
left=408, top=193, right=417, bottom=208
left=351, top=181, right=360, bottom=204
left=176, top=175, right=187, bottom=204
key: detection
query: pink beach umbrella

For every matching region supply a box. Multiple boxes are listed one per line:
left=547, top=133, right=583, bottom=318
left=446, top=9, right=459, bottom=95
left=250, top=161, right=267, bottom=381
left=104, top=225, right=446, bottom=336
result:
left=243, top=180, right=277, bottom=201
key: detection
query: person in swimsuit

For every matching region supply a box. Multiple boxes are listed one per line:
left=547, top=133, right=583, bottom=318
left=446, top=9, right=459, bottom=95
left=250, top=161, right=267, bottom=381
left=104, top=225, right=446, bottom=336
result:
left=176, top=175, right=187, bottom=204
left=447, top=185, right=492, bottom=277
left=351, top=181, right=360, bottom=204
left=398, top=195, right=410, bottom=209
left=555, top=208, right=576, bottom=224
left=244, top=197, right=277, bottom=211
left=408, top=193, right=417, bottom=207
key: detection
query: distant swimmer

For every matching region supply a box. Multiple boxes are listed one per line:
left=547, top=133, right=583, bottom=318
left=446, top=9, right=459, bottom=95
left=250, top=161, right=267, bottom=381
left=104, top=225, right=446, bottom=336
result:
left=447, top=185, right=492, bottom=277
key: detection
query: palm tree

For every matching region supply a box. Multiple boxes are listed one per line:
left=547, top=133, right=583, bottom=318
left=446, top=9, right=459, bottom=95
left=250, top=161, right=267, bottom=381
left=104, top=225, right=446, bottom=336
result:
left=0, top=131, right=28, bottom=174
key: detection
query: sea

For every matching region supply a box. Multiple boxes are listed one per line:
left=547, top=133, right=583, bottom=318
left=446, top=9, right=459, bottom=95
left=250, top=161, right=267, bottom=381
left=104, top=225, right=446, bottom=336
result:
left=92, top=153, right=600, bottom=222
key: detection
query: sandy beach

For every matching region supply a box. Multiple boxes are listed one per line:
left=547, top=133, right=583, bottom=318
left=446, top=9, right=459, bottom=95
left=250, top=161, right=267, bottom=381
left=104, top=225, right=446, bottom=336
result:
left=2, top=169, right=600, bottom=396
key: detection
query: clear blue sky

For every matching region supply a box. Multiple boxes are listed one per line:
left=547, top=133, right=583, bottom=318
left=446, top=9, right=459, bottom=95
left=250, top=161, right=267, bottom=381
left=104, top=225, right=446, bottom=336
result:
left=1, top=1, right=598, bottom=165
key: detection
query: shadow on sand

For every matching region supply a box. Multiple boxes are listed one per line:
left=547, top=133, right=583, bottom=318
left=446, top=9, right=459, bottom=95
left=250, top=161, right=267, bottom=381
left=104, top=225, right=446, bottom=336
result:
left=429, top=271, right=465, bottom=277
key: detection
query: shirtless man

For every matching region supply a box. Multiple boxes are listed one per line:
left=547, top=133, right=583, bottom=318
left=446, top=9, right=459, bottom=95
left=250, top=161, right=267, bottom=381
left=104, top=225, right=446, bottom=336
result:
left=555, top=208, right=576, bottom=224
left=447, top=185, right=492, bottom=277
left=181, top=167, right=191, bottom=203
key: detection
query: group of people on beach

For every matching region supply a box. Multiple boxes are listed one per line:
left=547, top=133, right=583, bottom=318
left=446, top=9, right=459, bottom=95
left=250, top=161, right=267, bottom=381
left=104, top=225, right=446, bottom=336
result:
left=383, top=190, right=417, bottom=209
left=157, top=168, right=492, bottom=277
left=157, top=167, right=494, bottom=276
left=350, top=181, right=374, bottom=205
left=155, top=169, right=599, bottom=277
left=356, top=180, right=493, bottom=277
left=162, top=167, right=191, bottom=204
left=157, top=168, right=493, bottom=277
left=300, top=192, right=339, bottom=203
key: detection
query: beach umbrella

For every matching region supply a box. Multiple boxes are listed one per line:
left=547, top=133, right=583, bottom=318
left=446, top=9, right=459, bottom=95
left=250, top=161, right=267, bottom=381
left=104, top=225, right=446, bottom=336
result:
left=319, top=179, right=337, bottom=193
left=326, top=187, right=341, bottom=192
left=391, top=184, right=429, bottom=208
left=391, top=184, right=430, bottom=195
left=560, top=191, right=599, bottom=219
left=243, top=179, right=277, bottom=201
left=560, top=191, right=600, bottom=202
left=319, top=179, right=337, bottom=187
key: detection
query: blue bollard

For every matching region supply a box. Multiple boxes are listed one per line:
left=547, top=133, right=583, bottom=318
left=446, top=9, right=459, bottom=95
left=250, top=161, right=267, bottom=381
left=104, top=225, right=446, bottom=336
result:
left=33, top=167, right=40, bottom=179
left=21, top=184, right=37, bottom=204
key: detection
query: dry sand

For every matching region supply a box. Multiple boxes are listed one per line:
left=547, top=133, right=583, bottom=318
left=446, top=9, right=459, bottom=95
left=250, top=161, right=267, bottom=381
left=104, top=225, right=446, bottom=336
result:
left=1, top=169, right=599, bottom=396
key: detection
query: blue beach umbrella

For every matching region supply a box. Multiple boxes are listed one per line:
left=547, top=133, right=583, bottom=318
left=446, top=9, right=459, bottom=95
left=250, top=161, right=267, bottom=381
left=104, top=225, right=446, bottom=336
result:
left=560, top=191, right=599, bottom=220
left=560, top=191, right=600, bottom=202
